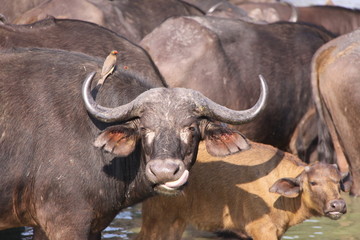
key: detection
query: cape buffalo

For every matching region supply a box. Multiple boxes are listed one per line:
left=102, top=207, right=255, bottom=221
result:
left=312, top=28, right=360, bottom=196
left=229, top=2, right=360, bottom=36
left=295, top=5, right=360, bottom=36
left=11, top=0, right=203, bottom=43
left=180, top=0, right=249, bottom=18
left=140, top=15, right=333, bottom=156
left=0, top=47, right=267, bottom=239
left=231, top=1, right=297, bottom=23
left=1, top=0, right=45, bottom=23
left=0, top=18, right=164, bottom=86
left=136, top=141, right=350, bottom=240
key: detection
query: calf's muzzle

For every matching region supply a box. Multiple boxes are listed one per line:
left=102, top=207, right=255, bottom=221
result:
left=325, top=198, right=347, bottom=220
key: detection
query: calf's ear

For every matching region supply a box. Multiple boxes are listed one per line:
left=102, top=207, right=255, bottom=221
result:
left=340, top=172, right=352, bottom=192
left=203, top=122, right=250, bottom=157
left=94, top=124, right=139, bottom=156
left=269, top=177, right=301, bottom=198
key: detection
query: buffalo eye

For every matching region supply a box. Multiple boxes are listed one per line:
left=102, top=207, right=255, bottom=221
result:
left=188, top=126, right=196, bottom=132
left=140, top=127, right=148, bottom=134
left=310, top=181, right=317, bottom=186
left=140, top=127, right=155, bottom=143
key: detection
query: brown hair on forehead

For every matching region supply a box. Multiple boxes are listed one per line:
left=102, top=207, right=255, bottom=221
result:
left=305, top=162, right=341, bottom=182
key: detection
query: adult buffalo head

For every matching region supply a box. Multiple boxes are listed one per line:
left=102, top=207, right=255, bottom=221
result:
left=83, top=72, right=268, bottom=194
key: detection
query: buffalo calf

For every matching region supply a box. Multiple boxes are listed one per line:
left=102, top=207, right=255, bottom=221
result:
left=137, top=141, right=350, bottom=240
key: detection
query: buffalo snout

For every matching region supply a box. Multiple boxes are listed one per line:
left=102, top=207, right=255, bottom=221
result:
left=325, top=198, right=347, bottom=220
left=146, top=159, right=189, bottom=194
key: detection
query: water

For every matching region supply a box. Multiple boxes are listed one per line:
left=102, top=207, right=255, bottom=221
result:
left=3, top=193, right=357, bottom=239
left=101, top=193, right=360, bottom=240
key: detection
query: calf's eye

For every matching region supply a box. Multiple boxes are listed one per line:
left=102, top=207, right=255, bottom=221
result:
left=310, top=181, right=317, bottom=186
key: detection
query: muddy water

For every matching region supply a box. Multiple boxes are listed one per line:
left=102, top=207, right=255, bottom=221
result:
left=2, top=193, right=358, bottom=239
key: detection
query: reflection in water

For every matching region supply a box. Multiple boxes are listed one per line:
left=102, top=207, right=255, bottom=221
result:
left=0, top=227, right=32, bottom=240
left=1, top=194, right=359, bottom=240
left=102, top=206, right=142, bottom=240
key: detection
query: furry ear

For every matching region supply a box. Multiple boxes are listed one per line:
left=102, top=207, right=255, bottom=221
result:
left=203, top=122, right=250, bottom=157
left=94, top=125, right=139, bottom=156
left=269, top=177, right=301, bottom=198
left=340, top=172, right=352, bottom=192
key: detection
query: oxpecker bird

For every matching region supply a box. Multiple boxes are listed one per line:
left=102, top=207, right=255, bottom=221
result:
left=97, top=50, right=118, bottom=86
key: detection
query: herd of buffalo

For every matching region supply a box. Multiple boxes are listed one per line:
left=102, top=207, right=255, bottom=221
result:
left=1, top=0, right=360, bottom=239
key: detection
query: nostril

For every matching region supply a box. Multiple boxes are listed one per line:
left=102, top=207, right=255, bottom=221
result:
left=173, top=165, right=180, bottom=175
left=329, top=199, right=346, bottom=211
left=149, top=167, right=157, bottom=177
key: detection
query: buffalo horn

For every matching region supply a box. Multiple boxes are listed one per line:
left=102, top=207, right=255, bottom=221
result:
left=82, top=72, right=144, bottom=123
left=191, top=74, right=268, bottom=124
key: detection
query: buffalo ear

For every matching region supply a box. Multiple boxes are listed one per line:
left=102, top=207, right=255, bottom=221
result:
left=269, top=177, right=301, bottom=198
left=94, top=125, right=138, bottom=156
left=203, top=123, right=250, bottom=157
left=340, top=172, right=352, bottom=192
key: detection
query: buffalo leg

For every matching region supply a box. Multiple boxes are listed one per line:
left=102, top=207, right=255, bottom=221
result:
left=246, top=221, right=279, bottom=240
left=34, top=225, right=100, bottom=240
left=136, top=197, right=187, bottom=240
left=34, top=208, right=98, bottom=240
left=33, top=227, right=48, bottom=240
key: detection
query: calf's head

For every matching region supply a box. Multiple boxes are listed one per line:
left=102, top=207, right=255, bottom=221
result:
left=270, top=162, right=352, bottom=220
left=83, top=72, right=267, bottom=194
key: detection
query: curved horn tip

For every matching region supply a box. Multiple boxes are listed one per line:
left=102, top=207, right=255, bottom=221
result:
left=258, top=74, right=267, bottom=89
left=86, top=71, right=97, bottom=84
left=82, top=72, right=97, bottom=92
left=82, top=71, right=97, bottom=113
left=257, top=74, right=269, bottom=108
left=81, top=71, right=142, bottom=123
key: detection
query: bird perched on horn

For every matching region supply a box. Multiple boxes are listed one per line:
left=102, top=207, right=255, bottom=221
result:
left=97, top=50, right=118, bottom=86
